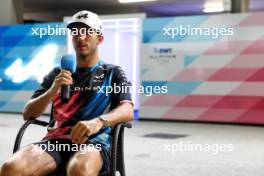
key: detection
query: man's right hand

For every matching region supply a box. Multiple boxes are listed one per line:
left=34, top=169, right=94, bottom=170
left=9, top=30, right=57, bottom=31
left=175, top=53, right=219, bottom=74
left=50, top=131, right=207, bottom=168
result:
left=49, top=70, right=73, bottom=96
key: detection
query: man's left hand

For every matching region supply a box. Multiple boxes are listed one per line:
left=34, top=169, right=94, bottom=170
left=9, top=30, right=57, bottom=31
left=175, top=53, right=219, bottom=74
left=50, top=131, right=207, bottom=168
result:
left=71, top=118, right=104, bottom=144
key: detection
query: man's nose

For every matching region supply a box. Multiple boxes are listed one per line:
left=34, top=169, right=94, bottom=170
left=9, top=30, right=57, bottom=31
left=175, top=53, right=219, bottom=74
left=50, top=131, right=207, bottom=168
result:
left=77, top=34, right=86, bottom=41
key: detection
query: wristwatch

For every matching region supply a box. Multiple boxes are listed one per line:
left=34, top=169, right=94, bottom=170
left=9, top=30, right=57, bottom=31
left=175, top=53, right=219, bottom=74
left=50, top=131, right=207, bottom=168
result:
left=98, top=115, right=109, bottom=128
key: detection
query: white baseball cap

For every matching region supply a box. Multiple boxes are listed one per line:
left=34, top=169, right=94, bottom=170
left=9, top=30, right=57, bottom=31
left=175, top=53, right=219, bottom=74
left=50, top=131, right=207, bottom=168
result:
left=67, top=10, right=103, bottom=34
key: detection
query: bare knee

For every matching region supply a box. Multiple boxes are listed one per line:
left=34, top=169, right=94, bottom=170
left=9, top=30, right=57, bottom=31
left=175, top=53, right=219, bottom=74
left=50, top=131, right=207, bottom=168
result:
left=0, top=159, right=26, bottom=176
left=67, top=159, right=98, bottom=176
left=1, top=145, right=56, bottom=176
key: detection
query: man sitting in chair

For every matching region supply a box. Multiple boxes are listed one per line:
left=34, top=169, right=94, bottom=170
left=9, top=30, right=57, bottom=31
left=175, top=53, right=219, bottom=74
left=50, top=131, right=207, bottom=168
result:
left=0, top=10, right=134, bottom=176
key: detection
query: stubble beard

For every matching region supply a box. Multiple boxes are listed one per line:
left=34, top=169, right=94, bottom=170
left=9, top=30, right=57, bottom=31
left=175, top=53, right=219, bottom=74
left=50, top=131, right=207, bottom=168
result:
left=77, top=46, right=97, bottom=60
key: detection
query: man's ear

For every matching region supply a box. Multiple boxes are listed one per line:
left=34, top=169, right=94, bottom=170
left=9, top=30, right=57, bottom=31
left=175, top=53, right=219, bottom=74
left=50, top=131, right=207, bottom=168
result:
left=98, top=35, right=104, bottom=44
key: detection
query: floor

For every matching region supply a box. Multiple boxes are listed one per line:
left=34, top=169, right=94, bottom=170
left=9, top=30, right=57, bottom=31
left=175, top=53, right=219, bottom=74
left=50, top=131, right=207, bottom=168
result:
left=0, top=113, right=263, bottom=176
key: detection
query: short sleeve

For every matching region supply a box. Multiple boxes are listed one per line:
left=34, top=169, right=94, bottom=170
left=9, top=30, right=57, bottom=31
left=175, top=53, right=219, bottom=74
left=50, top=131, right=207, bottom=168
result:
left=111, top=66, right=133, bottom=106
left=31, top=67, right=60, bottom=99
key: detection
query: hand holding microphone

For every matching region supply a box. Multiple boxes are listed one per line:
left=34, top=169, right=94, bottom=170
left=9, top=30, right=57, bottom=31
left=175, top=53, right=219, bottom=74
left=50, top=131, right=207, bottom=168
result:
left=49, top=54, right=76, bottom=103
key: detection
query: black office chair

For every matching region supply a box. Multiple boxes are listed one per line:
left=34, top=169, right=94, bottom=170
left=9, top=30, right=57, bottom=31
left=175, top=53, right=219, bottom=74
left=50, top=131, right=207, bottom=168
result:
left=13, top=118, right=132, bottom=176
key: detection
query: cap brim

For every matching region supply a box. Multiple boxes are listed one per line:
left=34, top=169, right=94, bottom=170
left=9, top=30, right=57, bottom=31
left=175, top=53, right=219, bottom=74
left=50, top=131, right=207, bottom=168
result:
left=66, top=22, right=90, bottom=29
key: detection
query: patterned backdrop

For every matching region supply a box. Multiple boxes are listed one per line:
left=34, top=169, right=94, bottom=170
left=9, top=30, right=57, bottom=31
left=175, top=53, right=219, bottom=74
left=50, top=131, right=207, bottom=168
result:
left=0, top=22, right=67, bottom=112
left=140, top=12, right=264, bottom=124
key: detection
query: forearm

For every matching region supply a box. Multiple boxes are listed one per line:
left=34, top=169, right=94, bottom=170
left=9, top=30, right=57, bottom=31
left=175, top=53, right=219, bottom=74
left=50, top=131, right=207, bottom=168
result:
left=101, top=102, right=134, bottom=127
left=22, top=88, right=56, bottom=121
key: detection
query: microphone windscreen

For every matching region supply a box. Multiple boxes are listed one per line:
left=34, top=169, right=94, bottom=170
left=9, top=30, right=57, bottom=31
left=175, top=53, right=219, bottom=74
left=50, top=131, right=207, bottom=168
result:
left=60, top=54, right=76, bottom=73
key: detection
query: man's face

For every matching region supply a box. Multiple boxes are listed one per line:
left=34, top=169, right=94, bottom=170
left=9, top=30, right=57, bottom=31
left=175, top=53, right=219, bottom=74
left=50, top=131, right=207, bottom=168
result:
left=71, top=24, right=103, bottom=58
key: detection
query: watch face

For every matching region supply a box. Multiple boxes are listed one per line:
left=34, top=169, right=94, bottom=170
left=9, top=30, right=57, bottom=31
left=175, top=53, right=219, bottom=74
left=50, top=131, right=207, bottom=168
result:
left=99, top=116, right=108, bottom=127
left=103, top=119, right=109, bottom=127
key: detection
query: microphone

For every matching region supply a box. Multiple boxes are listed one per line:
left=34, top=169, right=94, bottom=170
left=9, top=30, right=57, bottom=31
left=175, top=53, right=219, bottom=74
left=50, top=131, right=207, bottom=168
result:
left=60, top=54, right=76, bottom=103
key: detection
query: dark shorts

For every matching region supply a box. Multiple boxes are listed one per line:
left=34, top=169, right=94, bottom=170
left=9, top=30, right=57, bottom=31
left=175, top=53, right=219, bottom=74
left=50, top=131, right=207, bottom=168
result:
left=32, top=138, right=110, bottom=175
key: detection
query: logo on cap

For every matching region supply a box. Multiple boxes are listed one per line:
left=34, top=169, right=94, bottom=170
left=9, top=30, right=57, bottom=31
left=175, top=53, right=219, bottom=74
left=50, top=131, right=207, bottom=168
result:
left=77, top=13, right=89, bottom=19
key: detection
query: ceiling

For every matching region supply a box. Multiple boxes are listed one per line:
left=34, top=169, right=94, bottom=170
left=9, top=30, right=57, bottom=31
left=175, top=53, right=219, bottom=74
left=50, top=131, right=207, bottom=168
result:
left=23, top=0, right=264, bottom=22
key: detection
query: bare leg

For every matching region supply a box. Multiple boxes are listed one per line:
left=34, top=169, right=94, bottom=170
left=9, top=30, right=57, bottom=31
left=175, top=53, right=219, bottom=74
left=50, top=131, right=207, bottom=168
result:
left=67, top=146, right=103, bottom=176
left=0, top=144, right=57, bottom=176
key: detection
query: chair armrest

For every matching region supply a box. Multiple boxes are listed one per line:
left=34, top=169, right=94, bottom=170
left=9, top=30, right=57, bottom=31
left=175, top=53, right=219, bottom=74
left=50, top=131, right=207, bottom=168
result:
left=13, top=119, right=49, bottom=153
left=111, top=122, right=132, bottom=147
left=120, top=121, right=132, bottom=129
